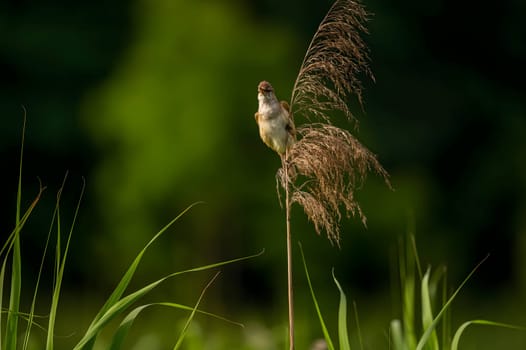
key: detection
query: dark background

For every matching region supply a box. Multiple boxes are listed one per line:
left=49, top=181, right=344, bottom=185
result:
left=1, top=0, right=525, bottom=348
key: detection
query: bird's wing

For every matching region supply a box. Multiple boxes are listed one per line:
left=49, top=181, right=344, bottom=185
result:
left=281, top=101, right=296, bottom=138
left=280, top=100, right=290, bottom=113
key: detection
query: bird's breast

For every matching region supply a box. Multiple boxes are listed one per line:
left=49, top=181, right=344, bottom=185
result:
left=257, top=111, right=289, bottom=154
left=258, top=103, right=279, bottom=120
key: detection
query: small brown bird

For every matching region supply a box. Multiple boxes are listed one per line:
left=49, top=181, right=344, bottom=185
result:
left=254, top=81, right=296, bottom=156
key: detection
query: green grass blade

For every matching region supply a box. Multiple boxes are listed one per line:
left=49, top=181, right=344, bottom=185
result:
left=352, top=301, right=364, bottom=350
left=332, top=270, right=351, bottom=350
left=109, top=304, right=151, bottom=350
left=74, top=276, right=165, bottom=349
left=74, top=250, right=262, bottom=349
left=399, top=237, right=416, bottom=350
left=88, top=202, right=203, bottom=326
left=1, top=183, right=44, bottom=349
left=390, top=319, right=404, bottom=350
left=410, top=235, right=422, bottom=279
left=451, top=320, right=526, bottom=350
left=47, top=176, right=84, bottom=350
left=23, top=181, right=56, bottom=350
left=0, top=187, right=44, bottom=260
left=173, top=271, right=220, bottom=350
left=109, top=298, right=244, bottom=350
left=1, top=187, right=44, bottom=350
left=0, top=259, right=7, bottom=349
left=0, top=185, right=45, bottom=349
left=157, top=302, right=244, bottom=328
left=6, top=246, right=21, bottom=349
left=299, top=243, right=335, bottom=350
left=416, top=255, right=489, bottom=350
left=6, top=111, right=27, bottom=350
left=441, top=268, right=450, bottom=350
left=81, top=202, right=204, bottom=350
left=421, top=268, right=439, bottom=350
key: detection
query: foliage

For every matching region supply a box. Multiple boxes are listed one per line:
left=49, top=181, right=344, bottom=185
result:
left=1, top=0, right=525, bottom=348
left=300, top=238, right=525, bottom=350
left=0, top=124, right=259, bottom=349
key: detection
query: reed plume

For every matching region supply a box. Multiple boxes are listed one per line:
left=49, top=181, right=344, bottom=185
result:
left=290, top=0, right=373, bottom=126
left=279, top=124, right=390, bottom=246
left=279, top=0, right=391, bottom=247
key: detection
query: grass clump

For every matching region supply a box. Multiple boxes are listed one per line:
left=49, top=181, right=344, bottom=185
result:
left=0, top=117, right=260, bottom=349
left=300, top=237, right=524, bottom=350
left=391, top=237, right=524, bottom=350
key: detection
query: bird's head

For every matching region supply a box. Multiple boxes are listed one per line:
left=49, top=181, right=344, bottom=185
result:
left=258, top=81, right=275, bottom=99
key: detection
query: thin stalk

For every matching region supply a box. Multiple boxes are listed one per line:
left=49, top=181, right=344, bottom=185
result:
left=6, top=110, right=27, bottom=349
left=284, top=151, right=294, bottom=349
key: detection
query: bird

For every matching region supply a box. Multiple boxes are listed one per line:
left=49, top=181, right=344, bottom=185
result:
left=254, top=81, right=296, bottom=156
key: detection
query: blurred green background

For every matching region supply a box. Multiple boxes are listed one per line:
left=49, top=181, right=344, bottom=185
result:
left=1, top=0, right=525, bottom=348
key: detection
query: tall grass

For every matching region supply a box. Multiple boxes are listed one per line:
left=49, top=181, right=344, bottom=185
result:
left=301, top=237, right=524, bottom=350
left=0, top=118, right=261, bottom=349
left=4, top=110, right=27, bottom=350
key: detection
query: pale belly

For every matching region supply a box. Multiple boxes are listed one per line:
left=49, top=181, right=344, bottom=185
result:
left=258, top=117, right=289, bottom=154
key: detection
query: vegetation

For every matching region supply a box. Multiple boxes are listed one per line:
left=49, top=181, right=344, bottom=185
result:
left=0, top=120, right=260, bottom=348
left=1, top=120, right=524, bottom=348
left=302, top=239, right=524, bottom=350
left=1, top=0, right=525, bottom=348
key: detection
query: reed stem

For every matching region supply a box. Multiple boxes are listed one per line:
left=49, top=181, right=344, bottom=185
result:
left=284, top=151, right=294, bottom=349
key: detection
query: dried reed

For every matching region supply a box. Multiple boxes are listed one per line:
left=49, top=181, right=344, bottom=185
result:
left=271, top=1, right=391, bottom=348
left=277, top=0, right=390, bottom=247
left=290, top=0, right=374, bottom=127
left=279, top=124, right=390, bottom=246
